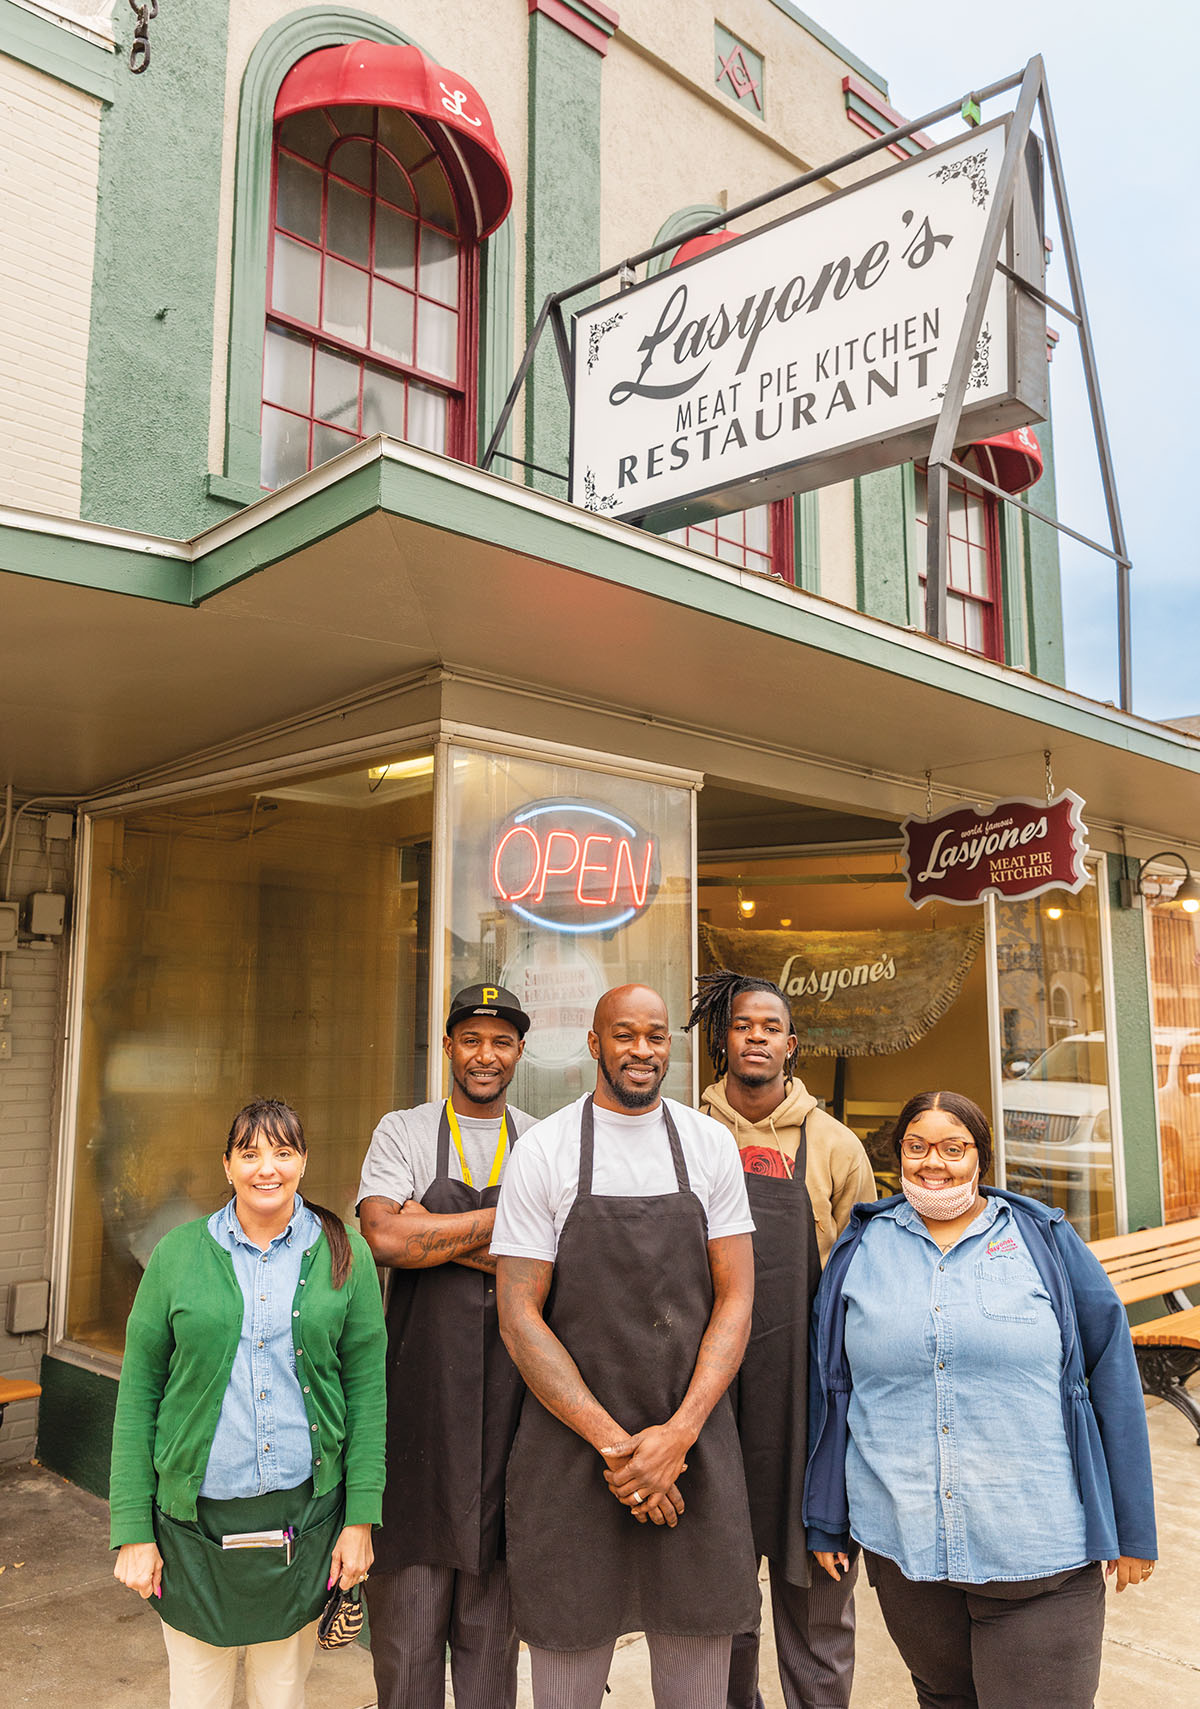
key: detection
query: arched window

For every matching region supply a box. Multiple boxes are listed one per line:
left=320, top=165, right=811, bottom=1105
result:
left=262, top=103, right=476, bottom=488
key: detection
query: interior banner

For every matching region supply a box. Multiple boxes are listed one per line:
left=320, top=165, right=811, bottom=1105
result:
left=571, top=116, right=1045, bottom=524
left=900, top=790, right=1089, bottom=908
left=700, top=922, right=984, bottom=1055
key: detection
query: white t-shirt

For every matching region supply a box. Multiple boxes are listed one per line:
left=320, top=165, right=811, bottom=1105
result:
left=490, top=1095, right=755, bottom=1262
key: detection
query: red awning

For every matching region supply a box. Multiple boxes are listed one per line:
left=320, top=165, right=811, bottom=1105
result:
left=960, top=426, right=1044, bottom=496
left=670, top=229, right=738, bottom=268
left=274, top=41, right=512, bottom=238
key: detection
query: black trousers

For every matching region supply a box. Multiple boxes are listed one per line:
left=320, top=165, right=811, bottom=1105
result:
left=863, top=1551, right=1106, bottom=1709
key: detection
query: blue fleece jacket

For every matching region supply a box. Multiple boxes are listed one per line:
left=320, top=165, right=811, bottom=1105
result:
left=803, top=1189, right=1157, bottom=1565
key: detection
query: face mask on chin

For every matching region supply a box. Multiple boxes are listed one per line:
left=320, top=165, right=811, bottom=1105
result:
left=901, top=1166, right=980, bottom=1222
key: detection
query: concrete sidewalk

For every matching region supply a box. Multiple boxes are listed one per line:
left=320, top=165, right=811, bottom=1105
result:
left=3, top=1400, right=1196, bottom=1707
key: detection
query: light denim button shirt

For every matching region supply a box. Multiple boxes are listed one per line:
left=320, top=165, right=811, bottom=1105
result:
left=841, top=1195, right=1089, bottom=1583
left=200, top=1194, right=322, bottom=1500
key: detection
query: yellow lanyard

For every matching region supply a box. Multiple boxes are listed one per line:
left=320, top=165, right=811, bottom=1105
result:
left=445, top=1102, right=510, bottom=1189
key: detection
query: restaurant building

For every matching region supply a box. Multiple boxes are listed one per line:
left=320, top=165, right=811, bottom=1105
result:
left=2, top=0, right=1199, bottom=1485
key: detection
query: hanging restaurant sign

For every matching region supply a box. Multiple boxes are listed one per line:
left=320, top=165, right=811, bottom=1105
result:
left=570, top=116, right=1046, bottom=525
left=490, top=798, right=660, bottom=935
left=900, top=791, right=1089, bottom=909
left=700, top=923, right=984, bottom=1055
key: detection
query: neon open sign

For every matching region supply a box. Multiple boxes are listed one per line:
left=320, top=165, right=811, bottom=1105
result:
left=490, top=799, right=660, bottom=934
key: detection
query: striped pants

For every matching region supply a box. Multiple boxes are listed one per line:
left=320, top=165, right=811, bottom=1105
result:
left=366, top=1562, right=518, bottom=1709
left=727, top=1556, right=857, bottom=1709
left=529, top=1633, right=732, bottom=1709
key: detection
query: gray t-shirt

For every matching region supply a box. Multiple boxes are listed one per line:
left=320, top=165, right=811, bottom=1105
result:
left=356, top=1099, right=535, bottom=1211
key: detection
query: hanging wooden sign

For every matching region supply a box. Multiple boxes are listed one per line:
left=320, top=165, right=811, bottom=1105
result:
left=900, top=791, right=1089, bottom=908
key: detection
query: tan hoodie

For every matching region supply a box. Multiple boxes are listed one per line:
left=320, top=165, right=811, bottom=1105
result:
left=700, top=1075, right=877, bottom=1266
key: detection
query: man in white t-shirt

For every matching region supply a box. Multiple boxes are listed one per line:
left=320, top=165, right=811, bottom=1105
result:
left=493, top=985, right=761, bottom=1709
left=357, top=983, right=535, bottom=1709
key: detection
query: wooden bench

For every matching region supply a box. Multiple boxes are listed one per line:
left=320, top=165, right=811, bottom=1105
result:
left=0, top=1376, right=41, bottom=1430
left=1089, top=1217, right=1200, bottom=1443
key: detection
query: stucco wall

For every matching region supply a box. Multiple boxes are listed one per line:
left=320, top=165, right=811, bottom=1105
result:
left=0, top=55, right=100, bottom=519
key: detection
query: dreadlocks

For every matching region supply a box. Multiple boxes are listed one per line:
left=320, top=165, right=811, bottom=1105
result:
left=683, top=968, right=799, bottom=1083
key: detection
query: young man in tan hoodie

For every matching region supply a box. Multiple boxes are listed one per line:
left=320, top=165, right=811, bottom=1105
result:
left=687, top=971, right=876, bottom=1709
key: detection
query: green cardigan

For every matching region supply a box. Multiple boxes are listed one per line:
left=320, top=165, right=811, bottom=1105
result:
left=109, top=1215, right=386, bottom=1548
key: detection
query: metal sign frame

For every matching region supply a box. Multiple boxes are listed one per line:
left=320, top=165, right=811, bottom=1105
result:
left=481, top=57, right=1134, bottom=711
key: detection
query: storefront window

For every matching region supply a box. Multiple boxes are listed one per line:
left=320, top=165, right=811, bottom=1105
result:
left=65, top=753, right=434, bottom=1358
left=995, top=863, right=1117, bottom=1238
left=698, top=848, right=992, bottom=1197
left=1145, top=885, right=1200, bottom=1222
left=445, top=747, right=694, bottom=1119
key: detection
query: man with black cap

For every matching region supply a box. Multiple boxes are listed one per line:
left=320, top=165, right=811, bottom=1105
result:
left=357, top=983, right=534, bottom=1709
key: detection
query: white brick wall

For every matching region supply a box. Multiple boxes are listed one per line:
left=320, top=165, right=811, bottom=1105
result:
left=0, top=56, right=101, bottom=519
left=0, top=813, right=72, bottom=1464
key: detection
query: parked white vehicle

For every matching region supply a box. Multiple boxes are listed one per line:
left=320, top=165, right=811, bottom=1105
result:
left=1000, top=1028, right=1200, bottom=1237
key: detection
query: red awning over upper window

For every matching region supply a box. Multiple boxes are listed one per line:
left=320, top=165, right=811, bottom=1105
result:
left=274, top=41, right=512, bottom=238
left=960, top=427, right=1044, bottom=496
left=670, top=229, right=737, bottom=268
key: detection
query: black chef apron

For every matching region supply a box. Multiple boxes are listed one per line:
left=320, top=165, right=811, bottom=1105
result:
left=373, top=1102, right=524, bottom=1576
left=505, top=1095, right=760, bottom=1650
left=729, top=1120, right=821, bottom=1587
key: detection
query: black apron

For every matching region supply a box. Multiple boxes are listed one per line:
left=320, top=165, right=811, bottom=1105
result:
left=373, top=1102, right=524, bottom=1576
left=505, top=1095, right=760, bottom=1650
left=729, top=1119, right=821, bottom=1586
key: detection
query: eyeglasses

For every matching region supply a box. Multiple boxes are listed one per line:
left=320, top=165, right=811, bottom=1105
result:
left=900, top=1138, right=977, bottom=1162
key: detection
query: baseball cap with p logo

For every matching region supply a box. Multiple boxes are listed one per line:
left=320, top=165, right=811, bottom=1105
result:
left=445, top=982, right=531, bottom=1038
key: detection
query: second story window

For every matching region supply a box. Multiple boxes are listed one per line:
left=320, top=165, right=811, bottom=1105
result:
left=914, top=464, right=1002, bottom=659
left=262, top=103, right=476, bottom=489
left=668, top=503, right=793, bottom=580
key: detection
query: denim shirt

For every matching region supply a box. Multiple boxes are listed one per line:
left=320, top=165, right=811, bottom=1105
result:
left=199, top=1195, right=322, bottom=1500
left=841, top=1195, right=1089, bottom=1583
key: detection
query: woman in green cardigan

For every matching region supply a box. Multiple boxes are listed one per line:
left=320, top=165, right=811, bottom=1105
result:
left=110, top=1098, right=387, bottom=1709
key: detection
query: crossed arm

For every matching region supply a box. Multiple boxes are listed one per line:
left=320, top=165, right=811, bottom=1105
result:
left=359, top=1195, right=498, bottom=1274
left=496, top=1232, right=753, bottom=1528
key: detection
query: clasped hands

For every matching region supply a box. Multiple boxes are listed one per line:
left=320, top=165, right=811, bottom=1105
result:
left=600, top=1422, right=691, bottom=1529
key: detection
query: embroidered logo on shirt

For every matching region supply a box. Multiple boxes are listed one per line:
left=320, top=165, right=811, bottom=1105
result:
left=986, top=1235, right=1019, bottom=1257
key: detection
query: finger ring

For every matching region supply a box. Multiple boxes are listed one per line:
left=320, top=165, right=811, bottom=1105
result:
left=632, top=1491, right=643, bottom=1505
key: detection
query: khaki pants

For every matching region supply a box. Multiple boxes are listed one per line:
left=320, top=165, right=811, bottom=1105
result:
left=159, top=1617, right=319, bottom=1709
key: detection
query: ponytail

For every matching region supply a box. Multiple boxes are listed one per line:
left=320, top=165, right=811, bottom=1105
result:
left=303, top=1198, right=353, bottom=1290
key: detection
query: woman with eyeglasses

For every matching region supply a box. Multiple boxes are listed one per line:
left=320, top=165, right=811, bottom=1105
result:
left=803, top=1090, right=1157, bottom=1709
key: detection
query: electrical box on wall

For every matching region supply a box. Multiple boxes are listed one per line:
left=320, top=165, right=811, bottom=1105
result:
left=6, top=1278, right=49, bottom=1335
left=26, top=893, right=66, bottom=937
left=0, top=902, right=17, bottom=951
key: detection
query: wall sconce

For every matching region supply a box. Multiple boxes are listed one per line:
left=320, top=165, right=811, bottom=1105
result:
left=1126, top=851, right=1200, bottom=914
left=1045, top=904, right=1063, bottom=920
left=737, top=889, right=757, bottom=919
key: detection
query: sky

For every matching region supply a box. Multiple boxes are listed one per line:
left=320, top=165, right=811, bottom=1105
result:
left=803, top=0, right=1200, bottom=722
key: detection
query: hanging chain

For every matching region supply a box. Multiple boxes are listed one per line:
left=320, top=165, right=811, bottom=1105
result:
left=924, top=770, right=934, bottom=820
left=1043, top=749, right=1054, bottom=803
left=129, top=0, right=158, bottom=74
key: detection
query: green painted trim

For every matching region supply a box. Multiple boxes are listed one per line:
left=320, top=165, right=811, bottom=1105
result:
left=37, top=1354, right=116, bottom=1498
left=1022, top=412, right=1065, bottom=687
left=525, top=10, right=602, bottom=492
left=0, top=0, right=115, bottom=102
left=1108, top=863, right=1162, bottom=1228
left=189, top=460, right=383, bottom=601
left=206, top=472, right=263, bottom=508
left=479, top=216, right=516, bottom=465
left=854, top=466, right=912, bottom=626
left=1000, top=500, right=1027, bottom=668
left=764, top=0, right=887, bottom=96
left=794, top=489, right=820, bottom=593
left=0, top=520, right=192, bottom=602
left=555, top=0, right=618, bottom=39
left=647, top=204, right=727, bottom=279
left=223, top=8, right=419, bottom=494
left=843, top=91, right=921, bottom=156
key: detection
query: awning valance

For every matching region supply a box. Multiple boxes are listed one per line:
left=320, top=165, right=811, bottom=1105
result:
left=960, top=426, right=1044, bottom=496
left=274, top=41, right=512, bottom=237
